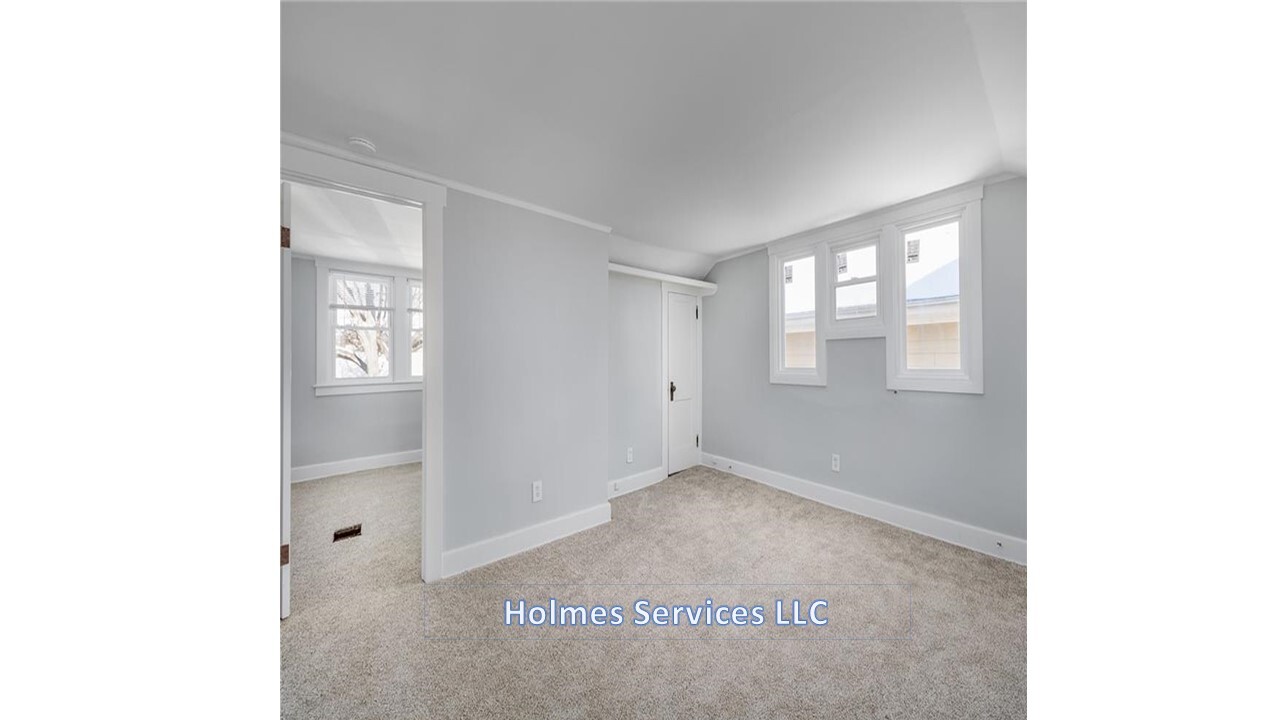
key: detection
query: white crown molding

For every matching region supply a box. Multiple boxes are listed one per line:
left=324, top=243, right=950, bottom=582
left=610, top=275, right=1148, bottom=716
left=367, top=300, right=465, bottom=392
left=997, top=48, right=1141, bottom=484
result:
left=282, top=132, right=613, bottom=234
left=608, top=262, right=717, bottom=295
left=701, top=453, right=1026, bottom=565
left=707, top=172, right=1024, bottom=269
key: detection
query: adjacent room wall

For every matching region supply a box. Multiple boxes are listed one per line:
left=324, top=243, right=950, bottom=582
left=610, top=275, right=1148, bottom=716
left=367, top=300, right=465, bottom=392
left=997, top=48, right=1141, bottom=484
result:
left=702, top=176, right=1026, bottom=539
left=608, top=273, right=663, bottom=480
left=291, top=256, right=423, bottom=468
left=443, top=191, right=610, bottom=550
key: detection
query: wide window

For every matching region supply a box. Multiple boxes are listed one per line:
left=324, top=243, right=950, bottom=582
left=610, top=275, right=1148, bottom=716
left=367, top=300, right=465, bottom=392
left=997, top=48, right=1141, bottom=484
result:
left=769, top=250, right=827, bottom=385
left=765, top=180, right=983, bottom=393
left=314, top=259, right=423, bottom=395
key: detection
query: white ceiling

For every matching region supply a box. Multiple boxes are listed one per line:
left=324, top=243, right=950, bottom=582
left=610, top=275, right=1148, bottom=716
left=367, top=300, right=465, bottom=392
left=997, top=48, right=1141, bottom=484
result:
left=282, top=2, right=1025, bottom=278
left=289, top=182, right=423, bottom=269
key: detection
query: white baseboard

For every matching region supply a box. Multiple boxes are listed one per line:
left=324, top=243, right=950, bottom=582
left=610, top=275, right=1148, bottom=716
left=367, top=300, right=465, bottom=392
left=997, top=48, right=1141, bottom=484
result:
left=607, top=466, right=666, bottom=499
left=291, top=449, right=423, bottom=483
left=442, top=502, right=613, bottom=578
left=701, top=453, right=1026, bottom=565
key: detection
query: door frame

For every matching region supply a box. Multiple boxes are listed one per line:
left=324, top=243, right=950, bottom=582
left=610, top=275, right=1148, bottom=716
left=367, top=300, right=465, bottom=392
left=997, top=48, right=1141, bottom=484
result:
left=280, top=141, right=449, bottom=604
left=661, top=281, right=715, bottom=476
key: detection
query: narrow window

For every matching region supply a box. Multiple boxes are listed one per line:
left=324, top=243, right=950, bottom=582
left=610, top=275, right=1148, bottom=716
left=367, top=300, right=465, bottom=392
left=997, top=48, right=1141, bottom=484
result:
left=330, top=271, right=392, bottom=379
left=409, top=279, right=424, bottom=377
left=903, top=221, right=961, bottom=370
left=783, top=255, right=816, bottom=369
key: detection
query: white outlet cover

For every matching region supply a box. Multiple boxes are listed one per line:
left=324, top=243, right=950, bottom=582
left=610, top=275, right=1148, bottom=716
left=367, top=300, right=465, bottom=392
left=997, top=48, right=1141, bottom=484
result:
left=532, top=481, right=543, bottom=502
left=831, top=454, right=841, bottom=472
left=626, top=447, right=634, bottom=463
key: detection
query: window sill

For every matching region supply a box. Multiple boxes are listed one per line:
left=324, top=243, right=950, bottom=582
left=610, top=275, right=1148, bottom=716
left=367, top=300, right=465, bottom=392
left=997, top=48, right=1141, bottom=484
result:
left=769, top=371, right=827, bottom=387
left=315, top=381, right=422, bottom=397
left=826, top=323, right=886, bottom=340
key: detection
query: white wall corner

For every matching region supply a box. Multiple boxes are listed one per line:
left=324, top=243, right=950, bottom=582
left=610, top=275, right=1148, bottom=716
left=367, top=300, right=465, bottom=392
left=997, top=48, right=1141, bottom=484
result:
left=607, top=466, right=666, bottom=499
left=700, top=453, right=1025, bottom=565
left=441, top=503, right=613, bottom=578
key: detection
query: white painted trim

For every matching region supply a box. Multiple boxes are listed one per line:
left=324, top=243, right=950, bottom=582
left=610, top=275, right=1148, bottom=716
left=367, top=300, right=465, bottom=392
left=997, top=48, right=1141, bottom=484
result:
left=282, top=142, right=446, bottom=583
left=885, top=200, right=984, bottom=394
left=441, top=503, right=612, bottom=578
left=607, top=466, right=666, bottom=499
left=701, top=453, right=1026, bottom=565
left=282, top=133, right=612, bottom=234
left=609, top=262, right=717, bottom=295
left=767, top=181, right=985, bottom=258
left=291, top=449, right=423, bottom=483
left=824, top=231, right=887, bottom=340
left=280, top=211, right=292, bottom=619
left=769, top=248, right=828, bottom=386
left=314, top=382, right=421, bottom=397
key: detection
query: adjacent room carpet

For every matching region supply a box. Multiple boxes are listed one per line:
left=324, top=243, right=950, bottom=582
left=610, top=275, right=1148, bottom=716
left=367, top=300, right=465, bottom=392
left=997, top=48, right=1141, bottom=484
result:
left=282, top=463, right=1026, bottom=719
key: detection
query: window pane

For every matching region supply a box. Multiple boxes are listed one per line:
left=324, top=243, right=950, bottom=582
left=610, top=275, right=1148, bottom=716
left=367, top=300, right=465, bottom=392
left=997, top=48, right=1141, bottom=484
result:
left=335, top=307, right=391, bottom=328
left=782, top=255, right=816, bottom=369
left=904, top=221, right=960, bottom=370
left=836, top=244, right=876, bottom=282
left=835, top=281, right=877, bottom=320
left=335, top=328, right=390, bottom=378
left=331, top=273, right=391, bottom=308
left=410, top=310, right=423, bottom=331
left=411, top=329, right=424, bottom=377
left=409, top=281, right=423, bottom=311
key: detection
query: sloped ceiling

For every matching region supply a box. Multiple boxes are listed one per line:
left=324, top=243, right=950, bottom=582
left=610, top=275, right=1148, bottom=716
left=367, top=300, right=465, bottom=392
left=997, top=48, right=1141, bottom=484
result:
left=282, top=2, right=1025, bottom=278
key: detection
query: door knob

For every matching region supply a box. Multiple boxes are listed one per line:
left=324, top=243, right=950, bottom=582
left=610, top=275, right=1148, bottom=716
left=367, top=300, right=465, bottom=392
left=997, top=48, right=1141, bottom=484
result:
left=670, top=381, right=676, bottom=401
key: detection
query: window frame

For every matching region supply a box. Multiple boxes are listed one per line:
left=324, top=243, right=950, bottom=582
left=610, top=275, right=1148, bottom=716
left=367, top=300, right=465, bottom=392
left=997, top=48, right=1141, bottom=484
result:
left=768, top=246, right=828, bottom=386
left=313, top=257, right=423, bottom=396
left=884, top=197, right=984, bottom=394
left=825, top=230, right=885, bottom=339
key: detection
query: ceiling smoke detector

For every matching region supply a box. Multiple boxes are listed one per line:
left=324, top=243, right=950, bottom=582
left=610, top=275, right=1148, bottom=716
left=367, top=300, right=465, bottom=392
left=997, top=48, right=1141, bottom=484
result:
left=347, top=136, right=377, bottom=154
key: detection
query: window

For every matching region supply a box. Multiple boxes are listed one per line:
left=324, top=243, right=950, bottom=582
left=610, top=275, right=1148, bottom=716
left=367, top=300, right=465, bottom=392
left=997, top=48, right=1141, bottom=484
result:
left=409, top=279, right=424, bottom=377
left=886, top=193, right=983, bottom=394
left=826, top=232, right=884, bottom=339
left=331, top=272, right=392, bottom=379
left=769, top=249, right=827, bottom=385
left=765, top=180, right=983, bottom=393
left=314, top=259, right=423, bottom=395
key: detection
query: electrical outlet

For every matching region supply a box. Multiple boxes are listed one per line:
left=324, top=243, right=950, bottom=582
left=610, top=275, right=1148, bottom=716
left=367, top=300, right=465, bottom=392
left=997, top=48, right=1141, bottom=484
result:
left=626, top=447, right=634, bottom=464
left=831, top=454, right=841, bottom=472
left=531, top=481, right=543, bottom=503
left=612, top=480, right=620, bottom=493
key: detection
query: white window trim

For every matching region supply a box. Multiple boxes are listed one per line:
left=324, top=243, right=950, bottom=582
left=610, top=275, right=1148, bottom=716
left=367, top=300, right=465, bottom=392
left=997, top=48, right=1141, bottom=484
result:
left=312, top=257, right=424, bottom=396
left=762, top=179, right=987, bottom=394
left=825, top=230, right=886, bottom=339
left=884, top=196, right=984, bottom=394
left=768, top=246, right=828, bottom=386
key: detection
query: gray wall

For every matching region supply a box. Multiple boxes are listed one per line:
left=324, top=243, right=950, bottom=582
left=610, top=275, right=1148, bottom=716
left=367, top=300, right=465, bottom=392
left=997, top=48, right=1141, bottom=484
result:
left=443, top=191, right=610, bottom=550
left=291, top=256, right=422, bottom=468
left=703, top=176, right=1026, bottom=539
left=608, top=273, right=663, bottom=479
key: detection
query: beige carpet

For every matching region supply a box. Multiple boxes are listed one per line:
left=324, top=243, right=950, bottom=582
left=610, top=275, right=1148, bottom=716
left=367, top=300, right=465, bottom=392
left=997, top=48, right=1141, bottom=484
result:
left=282, top=463, right=1026, bottom=718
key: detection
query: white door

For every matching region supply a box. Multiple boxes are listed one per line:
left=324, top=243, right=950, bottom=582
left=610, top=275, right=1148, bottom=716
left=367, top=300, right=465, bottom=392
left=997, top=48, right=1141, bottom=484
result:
left=667, top=291, right=699, bottom=474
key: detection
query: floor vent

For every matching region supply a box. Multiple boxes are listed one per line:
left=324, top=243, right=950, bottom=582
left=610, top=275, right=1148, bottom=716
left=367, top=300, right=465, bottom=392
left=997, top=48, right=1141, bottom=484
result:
left=333, top=524, right=362, bottom=542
